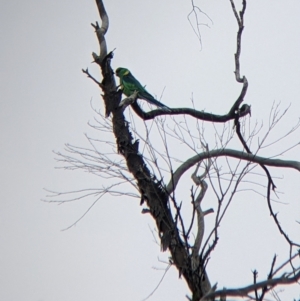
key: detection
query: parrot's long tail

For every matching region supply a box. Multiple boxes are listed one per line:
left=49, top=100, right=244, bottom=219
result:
left=140, top=93, right=171, bottom=112
left=149, top=98, right=171, bottom=111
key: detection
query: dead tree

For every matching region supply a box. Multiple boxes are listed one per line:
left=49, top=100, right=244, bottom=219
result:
left=50, top=1, right=300, bottom=300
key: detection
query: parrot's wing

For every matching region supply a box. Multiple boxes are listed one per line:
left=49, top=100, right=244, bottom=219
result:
left=123, top=73, right=171, bottom=111
left=126, top=73, right=146, bottom=90
left=121, top=74, right=144, bottom=96
left=122, top=80, right=138, bottom=96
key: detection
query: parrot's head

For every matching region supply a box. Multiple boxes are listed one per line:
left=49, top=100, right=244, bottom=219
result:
left=115, top=67, right=130, bottom=78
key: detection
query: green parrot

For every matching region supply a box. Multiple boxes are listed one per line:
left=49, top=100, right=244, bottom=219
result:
left=115, top=67, right=171, bottom=111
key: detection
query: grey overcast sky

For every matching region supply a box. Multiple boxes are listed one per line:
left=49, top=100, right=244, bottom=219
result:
left=1, top=1, right=300, bottom=301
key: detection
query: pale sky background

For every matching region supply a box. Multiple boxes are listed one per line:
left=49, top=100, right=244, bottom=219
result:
left=1, top=1, right=300, bottom=301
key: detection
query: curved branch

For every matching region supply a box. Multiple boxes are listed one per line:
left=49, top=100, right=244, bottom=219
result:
left=167, top=149, right=300, bottom=192
left=235, top=117, right=276, bottom=190
left=130, top=101, right=250, bottom=122
left=227, top=0, right=248, bottom=116
left=228, top=77, right=248, bottom=116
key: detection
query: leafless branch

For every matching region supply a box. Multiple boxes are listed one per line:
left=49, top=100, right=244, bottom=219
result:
left=92, top=0, right=109, bottom=63
left=167, top=148, right=300, bottom=193
left=82, top=68, right=101, bottom=87
left=141, top=264, right=172, bottom=301
left=187, top=0, right=213, bottom=49
left=200, top=270, right=300, bottom=300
